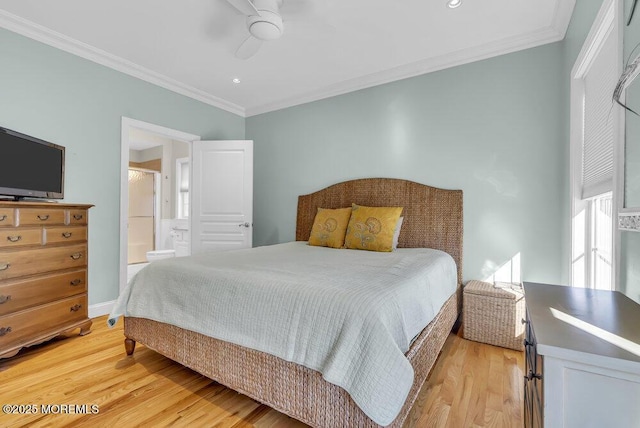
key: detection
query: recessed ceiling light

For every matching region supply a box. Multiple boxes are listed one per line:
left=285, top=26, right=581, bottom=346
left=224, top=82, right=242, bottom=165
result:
left=232, top=78, right=241, bottom=84
left=447, top=0, right=462, bottom=8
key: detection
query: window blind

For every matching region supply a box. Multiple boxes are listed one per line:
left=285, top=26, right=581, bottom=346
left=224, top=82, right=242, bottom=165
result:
left=582, top=28, right=617, bottom=199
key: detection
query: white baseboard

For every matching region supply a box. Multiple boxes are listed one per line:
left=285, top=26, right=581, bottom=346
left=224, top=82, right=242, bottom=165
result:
left=89, top=300, right=116, bottom=319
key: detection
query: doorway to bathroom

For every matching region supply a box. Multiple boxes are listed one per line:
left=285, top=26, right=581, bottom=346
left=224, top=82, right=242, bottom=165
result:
left=120, top=118, right=201, bottom=290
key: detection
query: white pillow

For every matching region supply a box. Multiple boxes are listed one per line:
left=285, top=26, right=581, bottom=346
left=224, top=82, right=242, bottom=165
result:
left=392, top=216, right=404, bottom=250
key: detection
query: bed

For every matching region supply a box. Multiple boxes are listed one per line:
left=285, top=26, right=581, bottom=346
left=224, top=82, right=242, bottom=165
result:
left=114, top=178, right=463, bottom=427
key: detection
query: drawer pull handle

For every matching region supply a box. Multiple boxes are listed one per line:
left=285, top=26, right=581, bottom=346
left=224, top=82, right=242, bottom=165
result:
left=62, top=232, right=72, bottom=238
left=70, top=253, right=83, bottom=260
left=73, top=214, right=83, bottom=220
left=525, top=371, right=542, bottom=381
left=0, top=215, right=6, bottom=221
left=0, top=295, right=10, bottom=304
left=70, top=304, right=82, bottom=312
left=37, top=214, right=50, bottom=221
left=70, top=279, right=82, bottom=286
left=6, top=235, right=21, bottom=242
left=521, top=318, right=529, bottom=325
left=0, top=326, right=11, bottom=336
left=0, top=263, right=9, bottom=271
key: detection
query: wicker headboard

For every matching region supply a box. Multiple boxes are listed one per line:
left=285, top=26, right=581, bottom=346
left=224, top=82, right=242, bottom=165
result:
left=296, top=178, right=463, bottom=285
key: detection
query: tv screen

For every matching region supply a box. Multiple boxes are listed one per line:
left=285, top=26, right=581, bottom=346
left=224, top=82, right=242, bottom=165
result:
left=0, top=127, right=65, bottom=200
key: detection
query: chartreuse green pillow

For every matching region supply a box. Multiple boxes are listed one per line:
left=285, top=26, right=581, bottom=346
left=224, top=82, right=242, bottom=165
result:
left=308, top=207, right=352, bottom=248
left=344, top=204, right=403, bottom=252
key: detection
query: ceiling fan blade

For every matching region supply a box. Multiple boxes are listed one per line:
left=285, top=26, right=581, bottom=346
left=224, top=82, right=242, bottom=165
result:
left=235, top=35, right=263, bottom=59
left=225, top=0, right=260, bottom=16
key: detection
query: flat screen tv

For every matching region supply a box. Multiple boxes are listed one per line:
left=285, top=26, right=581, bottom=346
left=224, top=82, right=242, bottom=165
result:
left=0, top=127, right=65, bottom=200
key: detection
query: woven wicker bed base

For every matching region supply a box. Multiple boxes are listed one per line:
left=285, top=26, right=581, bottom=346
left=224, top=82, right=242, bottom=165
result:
left=124, top=293, right=457, bottom=428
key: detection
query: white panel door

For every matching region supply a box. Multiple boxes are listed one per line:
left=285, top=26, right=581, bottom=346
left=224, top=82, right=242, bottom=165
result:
left=191, top=140, right=253, bottom=254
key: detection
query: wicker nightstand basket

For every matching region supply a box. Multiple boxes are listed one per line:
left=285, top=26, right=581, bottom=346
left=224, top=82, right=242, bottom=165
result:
left=463, top=280, right=525, bottom=351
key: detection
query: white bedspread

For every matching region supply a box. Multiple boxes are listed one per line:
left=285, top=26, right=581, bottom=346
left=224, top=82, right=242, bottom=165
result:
left=108, top=242, right=457, bottom=426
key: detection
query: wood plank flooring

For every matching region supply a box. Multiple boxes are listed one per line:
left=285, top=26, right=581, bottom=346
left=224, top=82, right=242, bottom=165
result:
left=0, top=316, right=523, bottom=427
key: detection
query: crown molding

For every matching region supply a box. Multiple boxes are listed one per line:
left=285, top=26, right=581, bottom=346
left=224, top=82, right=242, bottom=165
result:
left=549, top=0, right=576, bottom=39
left=0, top=10, right=246, bottom=117
left=246, top=0, right=577, bottom=117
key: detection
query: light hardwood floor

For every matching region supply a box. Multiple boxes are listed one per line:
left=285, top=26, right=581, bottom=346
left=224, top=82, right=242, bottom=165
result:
left=0, top=316, right=523, bottom=427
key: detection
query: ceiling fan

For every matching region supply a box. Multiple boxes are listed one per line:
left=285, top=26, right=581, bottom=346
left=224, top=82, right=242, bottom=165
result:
left=225, top=0, right=296, bottom=59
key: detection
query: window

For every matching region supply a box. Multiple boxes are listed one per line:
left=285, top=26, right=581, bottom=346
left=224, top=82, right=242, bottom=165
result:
left=570, top=0, right=621, bottom=290
left=572, top=193, right=613, bottom=290
left=176, top=157, right=189, bottom=219
left=591, top=194, right=613, bottom=289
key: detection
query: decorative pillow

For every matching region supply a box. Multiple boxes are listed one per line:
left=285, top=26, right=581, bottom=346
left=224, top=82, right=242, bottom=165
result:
left=345, top=204, right=403, bottom=252
left=308, top=207, right=352, bottom=248
left=392, top=216, right=404, bottom=250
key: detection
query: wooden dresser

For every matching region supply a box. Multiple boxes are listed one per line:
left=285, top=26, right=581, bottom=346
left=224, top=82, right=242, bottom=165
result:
left=0, top=201, right=93, bottom=359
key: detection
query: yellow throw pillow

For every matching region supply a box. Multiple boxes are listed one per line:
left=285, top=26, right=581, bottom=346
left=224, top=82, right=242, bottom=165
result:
left=308, top=207, right=352, bottom=248
left=344, top=204, right=403, bottom=252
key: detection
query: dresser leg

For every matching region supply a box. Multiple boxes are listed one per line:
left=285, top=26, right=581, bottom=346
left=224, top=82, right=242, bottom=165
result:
left=79, top=319, right=93, bottom=336
left=125, top=338, right=136, bottom=356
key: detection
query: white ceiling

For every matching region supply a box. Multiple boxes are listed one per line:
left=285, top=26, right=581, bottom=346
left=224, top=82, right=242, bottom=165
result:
left=0, top=0, right=575, bottom=117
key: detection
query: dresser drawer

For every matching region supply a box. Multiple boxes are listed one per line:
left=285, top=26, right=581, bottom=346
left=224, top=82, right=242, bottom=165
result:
left=0, top=208, right=14, bottom=227
left=0, top=270, right=87, bottom=316
left=0, top=294, right=87, bottom=349
left=18, top=208, right=65, bottom=226
left=0, top=244, right=87, bottom=280
left=0, top=228, right=42, bottom=248
left=68, top=209, right=88, bottom=225
left=45, top=226, right=87, bottom=245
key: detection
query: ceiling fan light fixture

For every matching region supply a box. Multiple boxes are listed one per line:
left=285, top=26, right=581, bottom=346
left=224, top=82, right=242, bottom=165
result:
left=250, top=21, right=281, bottom=40
left=447, top=0, right=462, bottom=8
left=247, top=11, right=283, bottom=41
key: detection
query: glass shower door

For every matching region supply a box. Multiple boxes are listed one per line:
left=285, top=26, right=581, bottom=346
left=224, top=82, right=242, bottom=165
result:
left=128, top=169, right=155, bottom=264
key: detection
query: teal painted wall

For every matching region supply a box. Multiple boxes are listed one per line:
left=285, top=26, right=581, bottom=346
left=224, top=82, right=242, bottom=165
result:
left=0, top=28, right=245, bottom=305
left=247, top=44, right=566, bottom=284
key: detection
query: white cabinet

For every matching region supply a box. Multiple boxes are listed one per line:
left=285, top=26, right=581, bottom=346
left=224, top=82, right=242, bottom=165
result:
left=523, top=283, right=640, bottom=428
left=170, top=219, right=190, bottom=257
left=173, top=233, right=189, bottom=257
